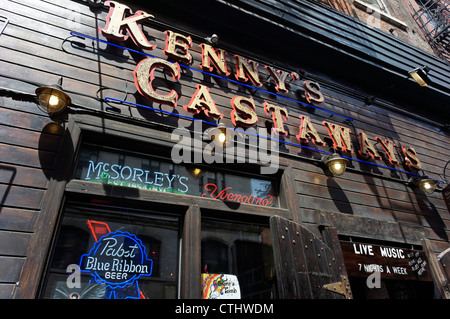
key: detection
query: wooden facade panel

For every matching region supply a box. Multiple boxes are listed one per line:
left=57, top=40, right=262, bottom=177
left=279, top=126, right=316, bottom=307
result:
left=0, top=231, right=31, bottom=256
left=0, top=46, right=130, bottom=94
left=298, top=193, right=394, bottom=220
left=0, top=207, right=36, bottom=232
left=295, top=165, right=409, bottom=195
left=297, top=177, right=450, bottom=240
left=0, top=256, right=25, bottom=283
left=424, top=227, right=450, bottom=245
left=0, top=164, right=50, bottom=189
left=296, top=179, right=447, bottom=215
left=0, top=184, right=45, bottom=210
left=293, top=164, right=448, bottom=212
left=298, top=191, right=449, bottom=239
left=316, top=210, right=425, bottom=244
left=0, top=284, right=16, bottom=299
left=0, top=105, right=57, bottom=134
left=0, top=125, right=61, bottom=153
left=12, top=0, right=101, bottom=27
left=324, top=89, right=450, bottom=148
left=0, top=144, right=56, bottom=170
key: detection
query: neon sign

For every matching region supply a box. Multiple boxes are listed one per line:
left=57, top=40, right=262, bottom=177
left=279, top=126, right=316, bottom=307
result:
left=84, top=160, right=189, bottom=193
left=202, top=183, right=274, bottom=207
left=79, top=231, right=153, bottom=299
left=75, top=147, right=279, bottom=207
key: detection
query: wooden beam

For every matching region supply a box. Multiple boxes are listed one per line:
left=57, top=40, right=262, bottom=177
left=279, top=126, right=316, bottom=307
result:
left=422, top=238, right=450, bottom=299
left=180, top=205, right=201, bottom=299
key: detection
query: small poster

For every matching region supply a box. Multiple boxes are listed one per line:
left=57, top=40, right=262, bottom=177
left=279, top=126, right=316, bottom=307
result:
left=201, top=274, right=241, bottom=299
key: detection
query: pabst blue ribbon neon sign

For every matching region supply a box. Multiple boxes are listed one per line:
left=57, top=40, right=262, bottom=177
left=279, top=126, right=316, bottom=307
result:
left=79, top=231, right=153, bottom=299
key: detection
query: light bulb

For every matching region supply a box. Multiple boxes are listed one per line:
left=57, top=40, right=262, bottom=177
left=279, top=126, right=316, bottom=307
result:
left=218, top=133, right=226, bottom=143
left=333, top=163, right=342, bottom=171
left=415, top=177, right=438, bottom=194
left=48, top=95, right=60, bottom=106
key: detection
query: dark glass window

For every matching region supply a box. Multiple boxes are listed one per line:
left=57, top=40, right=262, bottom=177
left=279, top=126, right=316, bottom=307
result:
left=74, top=145, right=279, bottom=208
left=201, top=219, right=277, bottom=299
left=42, top=204, right=180, bottom=299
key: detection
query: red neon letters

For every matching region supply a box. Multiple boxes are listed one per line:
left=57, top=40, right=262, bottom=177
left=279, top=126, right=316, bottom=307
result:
left=202, top=183, right=274, bottom=207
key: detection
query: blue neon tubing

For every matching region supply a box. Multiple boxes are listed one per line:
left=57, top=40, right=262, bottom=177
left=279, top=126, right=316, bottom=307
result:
left=104, top=97, right=444, bottom=183
left=70, top=31, right=354, bottom=121
left=67, top=32, right=442, bottom=183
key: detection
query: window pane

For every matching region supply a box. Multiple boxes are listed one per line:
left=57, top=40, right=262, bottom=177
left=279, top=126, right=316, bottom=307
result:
left=201, top=219, right=277, bottom=299
left=42, top=205, right=179, bottom=299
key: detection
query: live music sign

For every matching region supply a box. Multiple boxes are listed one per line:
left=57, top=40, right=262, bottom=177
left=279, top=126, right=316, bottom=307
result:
left=340, top=241, right=432, bottom=281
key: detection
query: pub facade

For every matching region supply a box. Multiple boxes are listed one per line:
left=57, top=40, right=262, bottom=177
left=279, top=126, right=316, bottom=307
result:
left=0, top=0, right=449, bottom=299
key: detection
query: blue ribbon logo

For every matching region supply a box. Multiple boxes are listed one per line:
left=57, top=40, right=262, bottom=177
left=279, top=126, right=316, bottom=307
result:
left=79, top=231, right=153, bottom=299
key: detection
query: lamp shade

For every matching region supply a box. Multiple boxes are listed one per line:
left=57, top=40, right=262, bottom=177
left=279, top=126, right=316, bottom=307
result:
left=416, top=178, right=438, bottom=194
left=35, top=78, right=71, bottom=115
left=206, top=34, right=219, bottom=45
left=409, top=67, right=431, bottom=87
left=187, top=167, right=205, bottom=179
left=323, top=153, right=349, bottom=176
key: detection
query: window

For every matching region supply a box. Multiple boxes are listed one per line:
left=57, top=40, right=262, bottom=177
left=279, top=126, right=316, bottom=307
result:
left=353, top=0, right=408, bottom=29
left=359, top=0, right=390, bottom=15
left=41, top=203, right=180, bottom=299
left=41, top=141, right=282, bottom=299
left=201, top=218, right=277, bottom=299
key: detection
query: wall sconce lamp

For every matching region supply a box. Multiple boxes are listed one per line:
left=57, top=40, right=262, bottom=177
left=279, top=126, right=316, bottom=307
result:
left=205, top=34, right=219, bottom=46
left=35, top=77, right=71, bottom=115
left=187, top=167, right=206, bottom=179
left=408, top=66, right=431, bottom=87
left=408, top=176, right=438, bottom=194
left=321, top=152, right=349, bottom=176
left=209, top=122, right=234, bottom=148
left=366, top=66, right=431, bottom=105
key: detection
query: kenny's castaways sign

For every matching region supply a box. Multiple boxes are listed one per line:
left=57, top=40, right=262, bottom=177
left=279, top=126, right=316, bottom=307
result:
left=90, top=1, right=427, bottom=175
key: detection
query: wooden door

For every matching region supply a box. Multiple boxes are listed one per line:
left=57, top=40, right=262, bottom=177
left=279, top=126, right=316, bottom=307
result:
left=270, top=215, right=352, bottom=299
left=423, top=239, right=450, bottom=299
left=437, top=248, right=450, bottom=299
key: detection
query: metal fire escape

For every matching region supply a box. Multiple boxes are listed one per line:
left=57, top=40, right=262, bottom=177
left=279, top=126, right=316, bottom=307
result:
left=409, top=0, right=450, bottom=63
